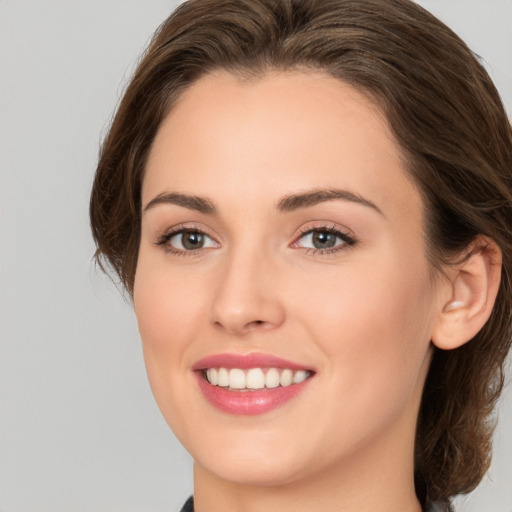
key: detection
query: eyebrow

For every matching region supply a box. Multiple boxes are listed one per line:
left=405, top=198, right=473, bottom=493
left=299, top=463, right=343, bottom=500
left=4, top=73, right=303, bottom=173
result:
left=276, top=188, right=383, bottom=215
left=143, top=192, right=218, bottom=215
left=142, top=187, right=382, bottom=216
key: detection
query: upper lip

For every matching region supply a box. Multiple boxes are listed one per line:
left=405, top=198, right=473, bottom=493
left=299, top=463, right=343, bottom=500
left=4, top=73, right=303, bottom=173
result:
left=192, top=353, right=315, bottom=372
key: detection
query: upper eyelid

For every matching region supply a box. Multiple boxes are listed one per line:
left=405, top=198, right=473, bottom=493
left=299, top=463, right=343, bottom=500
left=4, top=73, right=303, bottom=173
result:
left=154, top=223, right=219, bottom=247
left=161, top=222, right=216, bottom=238
left=294, top=221, right=356, bottom=238
left=291, top=222, right=358, bottom=249
left=155, top=226, right=220, bottom=255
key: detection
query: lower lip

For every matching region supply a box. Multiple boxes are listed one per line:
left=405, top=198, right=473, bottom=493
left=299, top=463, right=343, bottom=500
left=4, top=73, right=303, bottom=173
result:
left=195, top=372, right=312, bottom=415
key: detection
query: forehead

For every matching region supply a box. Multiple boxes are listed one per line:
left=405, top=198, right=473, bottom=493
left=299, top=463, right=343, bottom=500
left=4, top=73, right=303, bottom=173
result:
left=144, top=70, right=422, bottom=222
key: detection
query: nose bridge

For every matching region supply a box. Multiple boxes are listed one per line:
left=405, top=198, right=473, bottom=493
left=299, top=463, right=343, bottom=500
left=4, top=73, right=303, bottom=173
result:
left=210, top=240, right=285, bottom=335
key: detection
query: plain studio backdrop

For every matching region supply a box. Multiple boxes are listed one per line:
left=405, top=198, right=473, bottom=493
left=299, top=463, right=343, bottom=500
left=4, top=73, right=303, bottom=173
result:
left=0, top=1, right=511, bottom=511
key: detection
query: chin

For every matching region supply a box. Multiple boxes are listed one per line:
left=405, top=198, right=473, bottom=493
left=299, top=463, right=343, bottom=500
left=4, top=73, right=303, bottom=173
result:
left=196, top=451, right=309, bottom=487
left=179, top=423, right=315, bottom=487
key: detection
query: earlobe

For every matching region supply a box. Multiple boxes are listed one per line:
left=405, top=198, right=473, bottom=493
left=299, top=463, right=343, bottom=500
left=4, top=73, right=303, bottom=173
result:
left=432, top=237, right=502, bottom=351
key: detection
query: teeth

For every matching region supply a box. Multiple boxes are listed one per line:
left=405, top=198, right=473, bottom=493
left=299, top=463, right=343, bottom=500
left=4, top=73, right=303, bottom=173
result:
left=206, top=368, right=218, bottom=385
left=246, top=368, right=265, bottom=389
left=229, top=369, right=246, bottom=389
left=265, top=368, right=280, bottom=388
left=293, top=370, right=308, bottom=384
left=218, top=367, right=229, bottom=387
left=204, top=367, right=311, bottom=390
left=280, top=369, right=293, bottom=387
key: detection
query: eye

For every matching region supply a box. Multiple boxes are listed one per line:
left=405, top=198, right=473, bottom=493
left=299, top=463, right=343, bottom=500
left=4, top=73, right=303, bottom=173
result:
left=301, top=230, right=340, bottom=249
left=292, top=226, right=357, bottom=253
left=157, top=228, right=219, bottom=254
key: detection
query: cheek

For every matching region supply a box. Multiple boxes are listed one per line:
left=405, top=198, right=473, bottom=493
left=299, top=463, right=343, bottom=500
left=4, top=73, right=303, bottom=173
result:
left=295, top=251, right=435, bottom=407
left=134, top=254, right=206, bottom=347
left=133, top=257, right=207, bottom=408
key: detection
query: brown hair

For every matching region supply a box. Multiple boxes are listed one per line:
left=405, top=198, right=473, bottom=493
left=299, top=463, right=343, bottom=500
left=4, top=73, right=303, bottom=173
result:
left=90, top=0, right=512, bottom=505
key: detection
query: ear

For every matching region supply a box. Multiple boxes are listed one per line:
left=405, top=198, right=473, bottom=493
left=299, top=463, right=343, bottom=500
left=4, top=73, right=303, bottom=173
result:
left=432, top=237, right=502, bottom=350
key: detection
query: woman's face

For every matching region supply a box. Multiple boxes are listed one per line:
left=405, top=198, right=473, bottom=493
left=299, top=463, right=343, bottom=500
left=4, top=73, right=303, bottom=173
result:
left=134, top=71, right=445, bottom=487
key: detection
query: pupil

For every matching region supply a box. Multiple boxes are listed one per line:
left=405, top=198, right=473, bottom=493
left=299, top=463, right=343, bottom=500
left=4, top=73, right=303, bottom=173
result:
left=182, top=232, right=204, bottom=250
left=312, top=231, right=336, bottom=249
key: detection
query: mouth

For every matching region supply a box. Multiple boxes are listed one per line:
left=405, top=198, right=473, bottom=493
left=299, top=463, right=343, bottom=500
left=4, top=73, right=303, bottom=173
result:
left=193, top=353, right=315, bottom=415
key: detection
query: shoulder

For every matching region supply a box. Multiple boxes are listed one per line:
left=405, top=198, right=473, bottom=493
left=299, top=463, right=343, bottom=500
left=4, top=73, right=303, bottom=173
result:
left=179, top=496, right=194, bottom=512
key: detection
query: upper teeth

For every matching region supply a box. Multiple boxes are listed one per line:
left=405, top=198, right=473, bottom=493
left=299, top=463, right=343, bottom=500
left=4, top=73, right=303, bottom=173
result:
left=205, top=367, right=310, bottom=390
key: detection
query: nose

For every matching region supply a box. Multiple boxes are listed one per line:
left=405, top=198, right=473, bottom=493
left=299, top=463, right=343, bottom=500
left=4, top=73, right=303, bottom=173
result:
left=210, top=248, right=286, bottom=336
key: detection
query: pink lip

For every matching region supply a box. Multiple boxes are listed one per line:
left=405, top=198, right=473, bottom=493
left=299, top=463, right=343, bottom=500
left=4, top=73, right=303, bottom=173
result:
left=192, top=353, right=313, bottom=371
left=193, top=353, right=315, bottom=416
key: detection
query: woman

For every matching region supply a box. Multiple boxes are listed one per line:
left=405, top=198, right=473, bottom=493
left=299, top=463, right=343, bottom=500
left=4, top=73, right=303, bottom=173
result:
left=90, top=0, right=512, bottom=510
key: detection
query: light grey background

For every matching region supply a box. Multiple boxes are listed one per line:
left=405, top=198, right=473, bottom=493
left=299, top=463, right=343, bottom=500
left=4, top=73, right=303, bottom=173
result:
left=0, top=1, right=511, bottom=511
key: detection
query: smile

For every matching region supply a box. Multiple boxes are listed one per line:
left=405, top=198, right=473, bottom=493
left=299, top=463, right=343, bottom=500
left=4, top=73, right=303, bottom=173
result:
left=193, top=353, right=315, bottom=415
left=204, top=367, right=311, bottom=390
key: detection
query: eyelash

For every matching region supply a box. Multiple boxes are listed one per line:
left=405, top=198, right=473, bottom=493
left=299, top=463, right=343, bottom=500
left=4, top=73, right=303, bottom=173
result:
left=292, top=223, right=358, bottom=255
left=155, top=223, right=358, bottom=257
left=155, top=224, right=217, bottom=257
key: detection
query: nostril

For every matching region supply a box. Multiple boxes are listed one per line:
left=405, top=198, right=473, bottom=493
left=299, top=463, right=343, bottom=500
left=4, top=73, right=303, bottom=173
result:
left=247, top=319, right=273, bottom=331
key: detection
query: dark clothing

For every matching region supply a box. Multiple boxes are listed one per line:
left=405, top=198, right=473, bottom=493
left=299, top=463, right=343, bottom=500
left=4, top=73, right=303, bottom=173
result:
left=179, top=496, right=453, bottom=511
left=180, top=496, right=194, bottom=512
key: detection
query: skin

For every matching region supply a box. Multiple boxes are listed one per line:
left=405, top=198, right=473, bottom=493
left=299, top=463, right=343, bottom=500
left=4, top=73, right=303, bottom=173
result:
left=134, top=70, right=456, bottom=512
